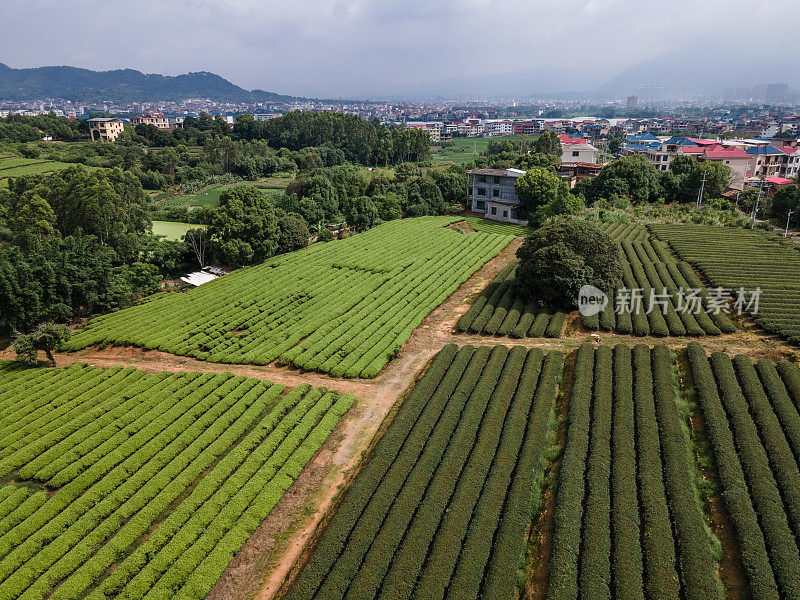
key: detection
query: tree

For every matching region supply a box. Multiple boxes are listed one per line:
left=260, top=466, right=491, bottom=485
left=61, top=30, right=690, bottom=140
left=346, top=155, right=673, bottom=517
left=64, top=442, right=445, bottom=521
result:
left=514, top=167, right=569, bottom=220
left=515, top=221, right=622, bottom=308
left=588, top=154, right=662, bottom=203
left=13, top=322, right=71, bottom=366
left=184, top=228, right=209, bottom=268
left=208, top=186, right=279, bottom=266
left=771, top=183, right=800, bottom=224
left=687, top=161, right=730, bottom=202
left=534, top=131, right=562, bottom=158
left=276, top=214, right=309, bottom=253
left=347, top=196, right=379, bottom=231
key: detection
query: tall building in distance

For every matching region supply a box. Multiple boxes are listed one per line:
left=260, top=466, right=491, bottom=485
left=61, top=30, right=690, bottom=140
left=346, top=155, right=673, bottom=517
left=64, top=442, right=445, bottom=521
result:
left=626, top=95, right=638, bottom=110
left=765, top=83, right=789, bottom=104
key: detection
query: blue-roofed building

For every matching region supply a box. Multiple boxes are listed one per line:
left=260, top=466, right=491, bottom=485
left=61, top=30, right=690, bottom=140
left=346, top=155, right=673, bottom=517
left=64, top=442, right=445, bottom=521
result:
left=746, top=144, right=793, bottom=178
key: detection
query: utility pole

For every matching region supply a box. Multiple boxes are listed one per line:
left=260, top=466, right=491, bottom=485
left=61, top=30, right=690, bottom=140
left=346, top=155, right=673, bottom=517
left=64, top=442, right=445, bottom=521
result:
left=696, top=169, right=707, bottom=209
left=750, top=181, right=763, bottom=227
left=786, top=209, right=794, bottom=237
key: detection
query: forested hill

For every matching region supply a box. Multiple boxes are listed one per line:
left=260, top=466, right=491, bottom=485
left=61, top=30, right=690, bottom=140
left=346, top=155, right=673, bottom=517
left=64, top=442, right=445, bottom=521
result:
left=0, top=63, right=300, bottom=103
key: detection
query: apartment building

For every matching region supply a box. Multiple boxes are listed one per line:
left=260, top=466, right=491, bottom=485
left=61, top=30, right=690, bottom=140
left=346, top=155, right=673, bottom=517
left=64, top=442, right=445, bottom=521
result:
left=467, top=168, right=527, bottom=224
left=130, top=112, right=171, bottom=129
left=88, top=117, right=125, bottom=142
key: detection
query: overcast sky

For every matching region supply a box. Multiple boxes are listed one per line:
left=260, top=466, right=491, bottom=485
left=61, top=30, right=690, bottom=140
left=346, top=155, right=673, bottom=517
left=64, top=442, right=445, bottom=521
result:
left=1, top=0, right=798, bottom=97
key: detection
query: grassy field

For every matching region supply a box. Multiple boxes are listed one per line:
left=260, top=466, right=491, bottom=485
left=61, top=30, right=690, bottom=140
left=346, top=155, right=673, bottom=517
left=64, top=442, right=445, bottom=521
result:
left=0, top=360, right=354, bottom=600
left=66, top=217, right=513, bottom=377
left=155, top=177, right=292, bottom=208
left=151, top=220, right=206, bottom=241
left=463, top=216, right=533, bottom=237
left=430, top=135, right=524, bottom=165
left=0, top=158, right=96, bottom=185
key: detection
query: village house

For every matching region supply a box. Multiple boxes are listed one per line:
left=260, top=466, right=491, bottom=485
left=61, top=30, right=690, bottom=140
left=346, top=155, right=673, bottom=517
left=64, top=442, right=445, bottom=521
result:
left=466, top=168, right=527, bottom=224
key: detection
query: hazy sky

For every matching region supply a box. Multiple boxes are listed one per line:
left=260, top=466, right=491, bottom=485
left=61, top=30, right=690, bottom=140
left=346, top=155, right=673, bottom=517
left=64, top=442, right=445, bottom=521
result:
left=1, top=0, right=798, bottom=97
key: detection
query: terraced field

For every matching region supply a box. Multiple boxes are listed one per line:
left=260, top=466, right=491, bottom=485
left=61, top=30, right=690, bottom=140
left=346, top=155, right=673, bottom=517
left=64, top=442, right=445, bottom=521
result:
left=285, top=344, right=563, bottom=600
left=0, top=360, right=353, bottom=600
left=66, top=217, right=513, bottom=377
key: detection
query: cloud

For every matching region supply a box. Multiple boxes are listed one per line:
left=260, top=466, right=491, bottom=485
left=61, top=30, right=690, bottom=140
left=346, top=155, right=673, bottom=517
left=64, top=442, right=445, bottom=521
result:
left=0, top=0, right=798, bottom=97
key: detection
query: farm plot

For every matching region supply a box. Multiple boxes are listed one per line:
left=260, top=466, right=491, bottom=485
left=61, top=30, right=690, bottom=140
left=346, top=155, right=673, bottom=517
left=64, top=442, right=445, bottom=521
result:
left=456, top=262, right=568, bottom=338
left=462, top=217, right=533, bottom=237
left=685, top=343, right=800, bottom=600
left=0, top=360, right=354, bottom=600
left=0, top=159, right=85, bottom=183
left=546, top=343, right=722, bottom=600
left=459, top=223, right=735, bottom=338
left=285, top=343, right=563, bottom=600
left=652, top=224, right=800, bottom=344
left=66, top=217, right=513, bottom=377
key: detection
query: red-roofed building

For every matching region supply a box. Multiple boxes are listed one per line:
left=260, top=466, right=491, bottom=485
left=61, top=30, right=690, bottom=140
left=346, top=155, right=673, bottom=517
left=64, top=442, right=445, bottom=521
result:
left=689, top=144, right=751, bottom=190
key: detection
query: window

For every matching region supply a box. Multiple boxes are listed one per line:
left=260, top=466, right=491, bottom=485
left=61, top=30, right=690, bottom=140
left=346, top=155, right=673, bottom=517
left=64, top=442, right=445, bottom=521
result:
left=490, top=207, right=497, bottom=215
left=477, top=188, right=486, bottom=196
left=494, top=176, right=500, bottom=184
left=478, top=175, right=486, bottom=183
left=572, top=151, right=579, bottom=157
left=476, top=200, right=485, bottom=210
left=503, top=210, right=509, bottom=218
left=663, top=155, right=668, bottom=161
left=493, top=189, right=499, bottom=197
left=725, top=161, right=729, bottom=164
left=661, top=165, right=667, bottom=170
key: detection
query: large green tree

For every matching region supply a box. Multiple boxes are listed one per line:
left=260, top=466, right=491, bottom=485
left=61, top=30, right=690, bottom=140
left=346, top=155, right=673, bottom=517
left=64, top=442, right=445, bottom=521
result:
left=209, top=186, right=279, bottom=266
left=515, top=221, right=622, bottom=307
left=514, top=167, right=569, bottom=222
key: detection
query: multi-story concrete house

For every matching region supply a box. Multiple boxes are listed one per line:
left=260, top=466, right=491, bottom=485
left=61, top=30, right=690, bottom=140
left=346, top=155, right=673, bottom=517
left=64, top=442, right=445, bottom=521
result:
left=88, top=117, right=125, bottom=142
left=130, top=112, right=171, bottom=129
left=467, top=168, right=527, bottom=224
left=560, top=141, right=598, bottom=164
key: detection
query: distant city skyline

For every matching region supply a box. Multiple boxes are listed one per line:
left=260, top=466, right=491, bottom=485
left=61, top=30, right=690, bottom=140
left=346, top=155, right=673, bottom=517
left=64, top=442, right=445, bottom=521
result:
left=1, top=0, right=799, bottom=98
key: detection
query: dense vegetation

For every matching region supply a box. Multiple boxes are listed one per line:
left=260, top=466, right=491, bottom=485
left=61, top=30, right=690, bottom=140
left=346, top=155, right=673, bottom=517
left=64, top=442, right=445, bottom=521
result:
left=65, top=218, right=513, bottom=377
left=285, top=344, right=563, bottom=600
left=515, top=221, right=622, bottom=308
left=0, top=360, right=354, bottom=600
left=0, top=166, right=198, bottom=335
left=652, top=224, right=800, bottom=343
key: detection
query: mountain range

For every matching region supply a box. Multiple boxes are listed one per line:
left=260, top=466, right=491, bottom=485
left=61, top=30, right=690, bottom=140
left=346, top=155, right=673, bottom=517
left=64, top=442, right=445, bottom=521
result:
left=2, top=48, right=799, bottom=103
left=0, top=63, right=299, bottom=103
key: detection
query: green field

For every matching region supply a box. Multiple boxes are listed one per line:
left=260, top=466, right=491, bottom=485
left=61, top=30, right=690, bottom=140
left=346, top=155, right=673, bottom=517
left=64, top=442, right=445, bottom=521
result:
left=652, top=224, right=800, bottom=344
left=463, top=216, right=533, bottom=237
left=155, top=178, right=292, bottom=208
left=0, top=158, right=94, bottom=185
left=431, top=135, right=524, bottom=165
left=284, top=342, right=800, bottom=600
left=0, top=360, right=354, bottom=600
left=66, top=217, right=514, bottom=377
left=151, top=220, right=206, bottom=241
left=285, top=344, right=564, bottom=600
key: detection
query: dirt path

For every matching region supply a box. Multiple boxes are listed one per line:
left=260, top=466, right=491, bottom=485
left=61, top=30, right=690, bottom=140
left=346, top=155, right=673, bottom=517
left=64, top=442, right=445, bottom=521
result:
left=2, top=235, right=795, bottom=600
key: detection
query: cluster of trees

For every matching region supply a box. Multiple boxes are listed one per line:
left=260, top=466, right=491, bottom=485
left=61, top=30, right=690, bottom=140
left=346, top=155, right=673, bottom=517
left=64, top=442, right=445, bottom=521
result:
left=0, top=112, right=88, bottom=143
left=770, top=183, right=800, bottom=226
left=575, top=154, right=731, bottom=205
left=2, top=111, right=432, bottom=193
left=0, top=166, right=199, bottom=335
left=233, top=111, right=430, bottom=165
left=271, top=163, right=465, bottom=232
